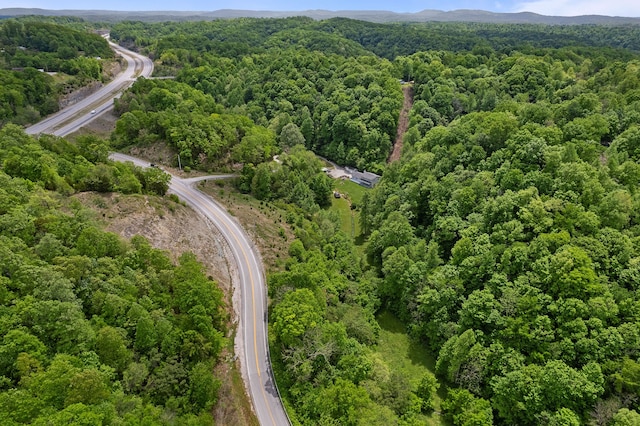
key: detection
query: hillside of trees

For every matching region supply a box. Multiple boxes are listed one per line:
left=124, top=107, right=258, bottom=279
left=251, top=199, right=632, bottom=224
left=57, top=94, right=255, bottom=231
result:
left=109, top=18, right=640, bottom=173
left=5, top=7, right=640, bottom=25
left=0, top=124, right=224, bottom=424
left=3, top=15, right=640, bottom=425
left=111, top=18, right=402, bottom=172
left=0, top=18, right=113, bottom=125
left=361, top=44, right=640, bottom=426
left=111, top=17, right=640, bottom=61
left=107, top=17, right=640, bottom=425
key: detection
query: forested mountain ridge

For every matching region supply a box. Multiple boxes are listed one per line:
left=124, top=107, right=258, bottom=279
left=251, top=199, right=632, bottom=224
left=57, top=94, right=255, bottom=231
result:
left=104, top=17, right=640, bottom=425
left=3, top=7, right=640, bottom=25
left=108, top=17, right=640, bottom=174
left=361, top=40, right=640, bottom=426
left=110, top=17, right=640, bottom=60
left=3, top=14, right=640, bottom=425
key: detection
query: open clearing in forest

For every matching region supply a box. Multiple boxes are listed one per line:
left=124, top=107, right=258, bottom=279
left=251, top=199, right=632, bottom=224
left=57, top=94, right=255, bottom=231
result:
left=388, top=84, right=414, bottom=163
left=330, top=179, right=368, bottom=239
left=375, top=310, right=446, bottom=425
left=331, top=195, right=358, bottom=238
left=333, top=178, right=368, bottom=205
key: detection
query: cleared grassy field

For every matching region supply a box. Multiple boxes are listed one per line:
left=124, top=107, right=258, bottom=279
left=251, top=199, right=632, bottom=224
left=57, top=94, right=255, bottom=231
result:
left=331, top=195, right=359, bottom=238
left=332, top=178, right=368, bottom=205
left=329, top=179, right=369, bottom=239
left=375, top=310, right=446, bottom=425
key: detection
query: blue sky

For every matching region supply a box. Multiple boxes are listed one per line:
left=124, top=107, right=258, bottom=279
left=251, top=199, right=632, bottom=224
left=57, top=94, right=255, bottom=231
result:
left=5, top=0, right=640, bottom=17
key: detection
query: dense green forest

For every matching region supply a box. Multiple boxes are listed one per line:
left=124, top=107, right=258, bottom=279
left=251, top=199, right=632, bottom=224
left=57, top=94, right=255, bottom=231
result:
left=109, top=17, right=640, bottom=173
left=0, top=124, right=224, bottom=424
left=4, top=15, right=640, bottom=425
left=0, top=18, right=113, bottom=125
left=108, top=17, right=640, bottom=425
left=112, top=78, right=334, bottom=211
left=361, top=46, right=640, bottom=424
left=111, top=28, right=402, bottom=172
left=111, top=17, right=640, bottom=60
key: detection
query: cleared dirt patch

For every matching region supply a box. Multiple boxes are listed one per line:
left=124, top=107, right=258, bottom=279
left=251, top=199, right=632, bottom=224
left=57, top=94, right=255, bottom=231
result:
left=388, top=84, right=414, bottom=163
left=68, top=109, right=119, bottom=140
left=75, top=192, right=233, bottom=288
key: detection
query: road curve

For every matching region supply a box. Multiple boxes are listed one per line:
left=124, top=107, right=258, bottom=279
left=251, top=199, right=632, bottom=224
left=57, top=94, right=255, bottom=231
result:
left=24, top=38, right=290, bottom=426
left=110, top=154, right=291, bottom=426
left=26, top=41, right=153, bottom=137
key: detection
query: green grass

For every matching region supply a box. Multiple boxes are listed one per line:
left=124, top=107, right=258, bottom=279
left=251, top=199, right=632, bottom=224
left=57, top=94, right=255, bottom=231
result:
left=331, top=195, right=359, bottom=238
left=332, top=179, right=368, bottom=205
left=375, top=310, right=446, bottom=425
left=329, top=179, right=369, bottom=239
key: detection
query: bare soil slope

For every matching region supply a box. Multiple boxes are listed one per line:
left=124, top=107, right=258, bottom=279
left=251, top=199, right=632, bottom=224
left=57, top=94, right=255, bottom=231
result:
left=388, top=84, right=414, bottom=163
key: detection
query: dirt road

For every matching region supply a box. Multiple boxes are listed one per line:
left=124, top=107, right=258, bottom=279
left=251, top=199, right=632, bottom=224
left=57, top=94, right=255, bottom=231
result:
left=388, top=84, right=414, bottom=163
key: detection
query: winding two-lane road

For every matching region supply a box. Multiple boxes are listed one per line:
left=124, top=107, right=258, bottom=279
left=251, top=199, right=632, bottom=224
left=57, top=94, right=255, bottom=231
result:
left=110, top=154, right=290, bottom=426
left=25, top=41, right=290, bottom=426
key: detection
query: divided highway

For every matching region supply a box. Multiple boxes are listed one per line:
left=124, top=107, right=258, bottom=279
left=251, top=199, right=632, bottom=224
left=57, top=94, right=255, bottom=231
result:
left=26, top=41, right=152, bottom=136
left=25, top=41, right=290, bottom=426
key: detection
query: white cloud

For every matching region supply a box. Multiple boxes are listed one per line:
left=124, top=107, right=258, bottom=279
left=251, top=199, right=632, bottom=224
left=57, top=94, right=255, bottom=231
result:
left=513, top=0, right=640, bottom=17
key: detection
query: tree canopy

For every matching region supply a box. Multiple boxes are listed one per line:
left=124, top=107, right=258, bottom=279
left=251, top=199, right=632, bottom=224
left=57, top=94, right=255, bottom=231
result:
left=0, top=126, right=224, bottom=424
left=6, top=13, right=640, bottom=425
left=361, top=40, right=640, bottom=426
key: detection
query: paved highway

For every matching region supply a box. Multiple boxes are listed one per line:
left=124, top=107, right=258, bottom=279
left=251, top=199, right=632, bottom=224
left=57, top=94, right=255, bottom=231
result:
left=110, top=154, right=290, bottom=426
left=26, top=41, right=153, bottom=136
left=24, top=39, right=290, bottom=426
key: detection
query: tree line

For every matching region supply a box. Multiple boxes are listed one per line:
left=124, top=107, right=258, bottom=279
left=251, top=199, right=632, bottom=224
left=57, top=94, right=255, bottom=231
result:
left=111, top=17, right=640, bottom=62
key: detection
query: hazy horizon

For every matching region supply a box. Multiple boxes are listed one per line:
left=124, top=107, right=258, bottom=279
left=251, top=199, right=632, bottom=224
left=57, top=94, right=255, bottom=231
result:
left=2, top=0, right=640, bottom=17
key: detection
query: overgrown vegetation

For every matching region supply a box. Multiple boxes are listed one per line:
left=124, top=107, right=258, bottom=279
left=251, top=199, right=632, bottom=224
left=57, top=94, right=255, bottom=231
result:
left=0, top=125, right=224, bottom=424
left=0, top=124, right=170, bottom=196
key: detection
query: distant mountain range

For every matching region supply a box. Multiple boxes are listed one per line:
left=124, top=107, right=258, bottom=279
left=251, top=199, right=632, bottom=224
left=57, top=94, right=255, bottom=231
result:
left=1, top=7, right=640, bottom=25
